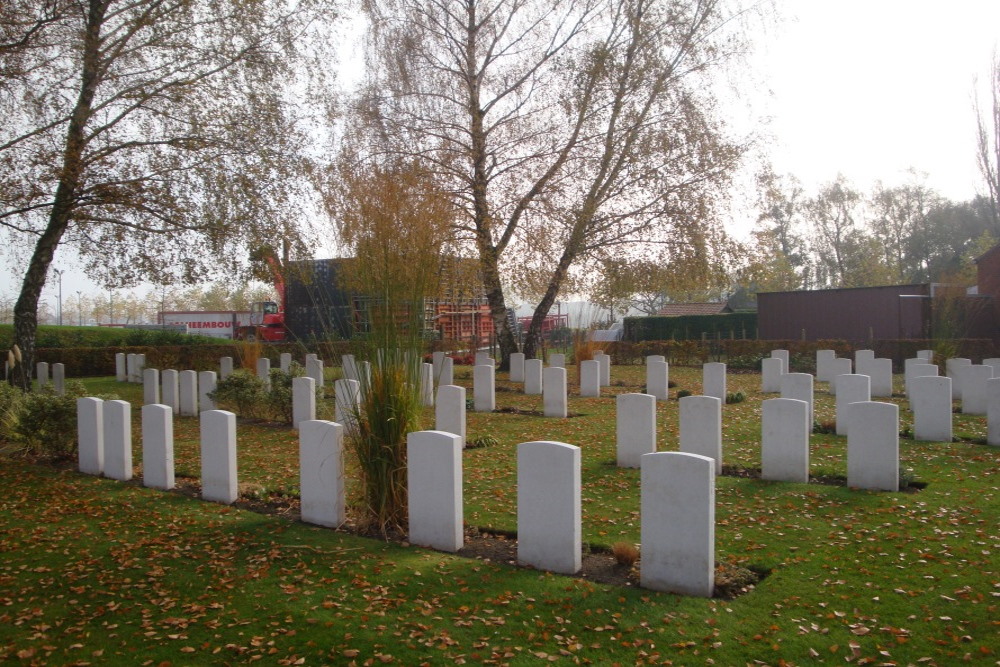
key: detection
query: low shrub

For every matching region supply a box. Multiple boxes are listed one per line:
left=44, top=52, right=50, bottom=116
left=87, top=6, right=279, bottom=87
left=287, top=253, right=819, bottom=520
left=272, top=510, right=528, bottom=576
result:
left=676, top=389, right=692, bottom=399
left=5, top=381, right=118, bottom=459
left=725, top=391, right=746, bottom=404
left=209, top=364, right=316, bottom=424
left=210, top=371, right=268, bottom=419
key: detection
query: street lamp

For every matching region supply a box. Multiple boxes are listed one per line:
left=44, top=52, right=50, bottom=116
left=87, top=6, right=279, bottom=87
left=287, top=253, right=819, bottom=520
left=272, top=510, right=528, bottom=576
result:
left=53, top=268, right=64, bottom=326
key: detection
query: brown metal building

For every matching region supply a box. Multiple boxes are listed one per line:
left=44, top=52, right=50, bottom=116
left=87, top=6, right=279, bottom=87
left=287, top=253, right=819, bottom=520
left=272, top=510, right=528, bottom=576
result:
left=757, top=284, right=933, bottom=342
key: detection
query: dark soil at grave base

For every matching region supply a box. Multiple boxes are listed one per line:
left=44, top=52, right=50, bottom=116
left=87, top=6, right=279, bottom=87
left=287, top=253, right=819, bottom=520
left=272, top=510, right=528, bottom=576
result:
left=32, top=456, right=762, bottom=598
left=171, top=478, right=763, bottom=598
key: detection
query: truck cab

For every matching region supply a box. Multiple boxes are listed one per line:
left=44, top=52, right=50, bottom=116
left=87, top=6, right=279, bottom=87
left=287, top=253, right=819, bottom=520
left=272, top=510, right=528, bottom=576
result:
left=238, top=301, right=287, bottom=342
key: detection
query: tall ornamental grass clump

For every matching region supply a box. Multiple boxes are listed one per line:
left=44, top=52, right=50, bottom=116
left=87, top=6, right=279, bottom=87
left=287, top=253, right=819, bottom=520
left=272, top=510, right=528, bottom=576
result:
left=348, top=348, right=422, bottom=533
left=330, top=159, right=454, bottom=533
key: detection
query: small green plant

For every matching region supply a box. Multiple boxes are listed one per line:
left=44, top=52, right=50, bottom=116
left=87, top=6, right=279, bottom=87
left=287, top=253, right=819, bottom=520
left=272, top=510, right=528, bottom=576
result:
left=209, top=370, right=268, bottom=419
left=725, top=391, right=745, bottom=404
left=676, top=389, right=692, bottom=399
left=899, top=466, right=917, bottom=489
left=468, top=433, right=499, bottom=449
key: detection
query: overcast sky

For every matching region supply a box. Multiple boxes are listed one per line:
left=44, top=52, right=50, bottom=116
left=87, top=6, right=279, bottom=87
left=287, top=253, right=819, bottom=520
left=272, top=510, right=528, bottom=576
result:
left=8, top=0, right=1000, bottom=308
left=755, top=0, right=999, bottom=202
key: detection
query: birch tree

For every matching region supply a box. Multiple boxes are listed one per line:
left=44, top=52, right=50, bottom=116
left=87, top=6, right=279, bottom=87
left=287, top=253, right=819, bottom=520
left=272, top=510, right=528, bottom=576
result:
left=974, top=51, right=1000, bottom=230
left=356, top=0, right=751, bottom=365
left=0, top=0, right=334, bottom=387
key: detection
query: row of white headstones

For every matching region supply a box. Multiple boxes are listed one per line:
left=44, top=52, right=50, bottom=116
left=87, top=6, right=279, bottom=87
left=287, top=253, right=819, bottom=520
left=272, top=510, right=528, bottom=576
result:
left=82, top=348, right=996, bottom=597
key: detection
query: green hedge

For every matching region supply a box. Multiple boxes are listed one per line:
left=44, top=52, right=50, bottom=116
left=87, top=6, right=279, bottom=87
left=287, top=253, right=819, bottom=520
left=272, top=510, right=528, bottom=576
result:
left=601, top=338, right=997, bottom=371
left=0, top=324, right=220, bottom=349
left=623, top=313, right=758, bottom=342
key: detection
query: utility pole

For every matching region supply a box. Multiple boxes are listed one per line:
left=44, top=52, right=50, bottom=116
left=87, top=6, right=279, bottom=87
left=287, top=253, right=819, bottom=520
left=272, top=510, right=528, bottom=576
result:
left=53, top=268, right=64, bottom=326
left=76, top=291, right=82, bottom=326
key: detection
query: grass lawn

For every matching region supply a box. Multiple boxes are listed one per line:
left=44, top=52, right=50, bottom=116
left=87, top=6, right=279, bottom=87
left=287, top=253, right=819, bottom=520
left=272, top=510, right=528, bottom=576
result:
left=1, top=365, right=998, bottom=665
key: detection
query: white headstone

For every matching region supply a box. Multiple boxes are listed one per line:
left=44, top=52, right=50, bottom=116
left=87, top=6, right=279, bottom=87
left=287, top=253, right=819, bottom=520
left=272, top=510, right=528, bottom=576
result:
left=867, top=358, right=894, bottom=398
left=342, top=354, right=358, bottom=382
left=828, top=358, right=852, bottom=396
left=103, top=400, right=132, bottom=481
left=299, top=420, right=345, bottom=528
left=435, top=384, right=466, bottom=446
left=524, top=359, right=543, bottom=395
left=761, top=357, right=784, bottom=393
left=761, top=398, right=809, bottom=483
left=334, top=378, right=361, bottom=429
left=960, top=364, right=992, bottom=415
left=115, top=353, right=127, bottom=382
left=161, top=369, right=179, bottom=415
left=439, top=356, right=454, bottom=386
left=911, top=375, right=953, bottom=442
left=125, top=354, right=136, bottom=383
left=179, top=370, right=198, bottom=417
left=543, top=367, right=568, bottom=418
left=855, top=349, right=876, bottom=368
left=220, top=356, right=233, bottom=380
left=36, top=361, right=49, bottom=388
left=475, top=352, right=493, bottom=367
left=816, top=350, right=836, bottom=382
left=292, top=376, right=316, bottom=429
left=280, top=352, right=292, bottom=373
left=983, top=357, right=1000, bottom=376
left=847, top=401, right=899, bottom=491
left=199, top=371, right=217, bottom=411
left=408, top=430, right=464, bottom=552
left=359, top=360, right=371, bottom=385
left=200, top=410, right=238, bottom=504
left=256, top=358, right=271, bottom=389
left=835, top=374, right=871, bottom=436
left=916, top=349, right=934, bottom=362
left=52, top=362, right=65, bottom=395
left=306, top=357, right=324, bottom=388
left=549, top=353, right=565, bottom=369
left=432, top=351, right=445, bottom=380
left=646, top=355, right=666, bottom=365
left=640, top=452, right=715, bottom=597
left=77, top=397, right=104, bottom=475
left=517, top=441, right=581, bottom=575
left=509, top=352, right=526, bottom=382
left=305, top=353, right=317, bottom=365
left=904, top=362, right=938, bottom=399
left=679, top=395, right=722, bottom=475
left=142, top=404, right=174, bottom=490
left=616, top=393, right=656, bottom=468
left=987, top=378, right=1000, bottom=446
left=596, top=352, right=611, bottom=386
left=946, top=358, right=972, bottom=399
left=702, top=362, right=726, bottom=401
left=579, top=359, right=600, bottom=398
left=135, top=355, right=145, bottom=383
left=646, top=359, right=669, bottom=401
left=473, top=364, right=496, bottom=412
left=770, top=349, right=789, bottom=374
left=142, top=368, right=160, bottom=405
left=780, top=372, right=814, bottom=425
left=420, top=362, right=434, bottom=407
